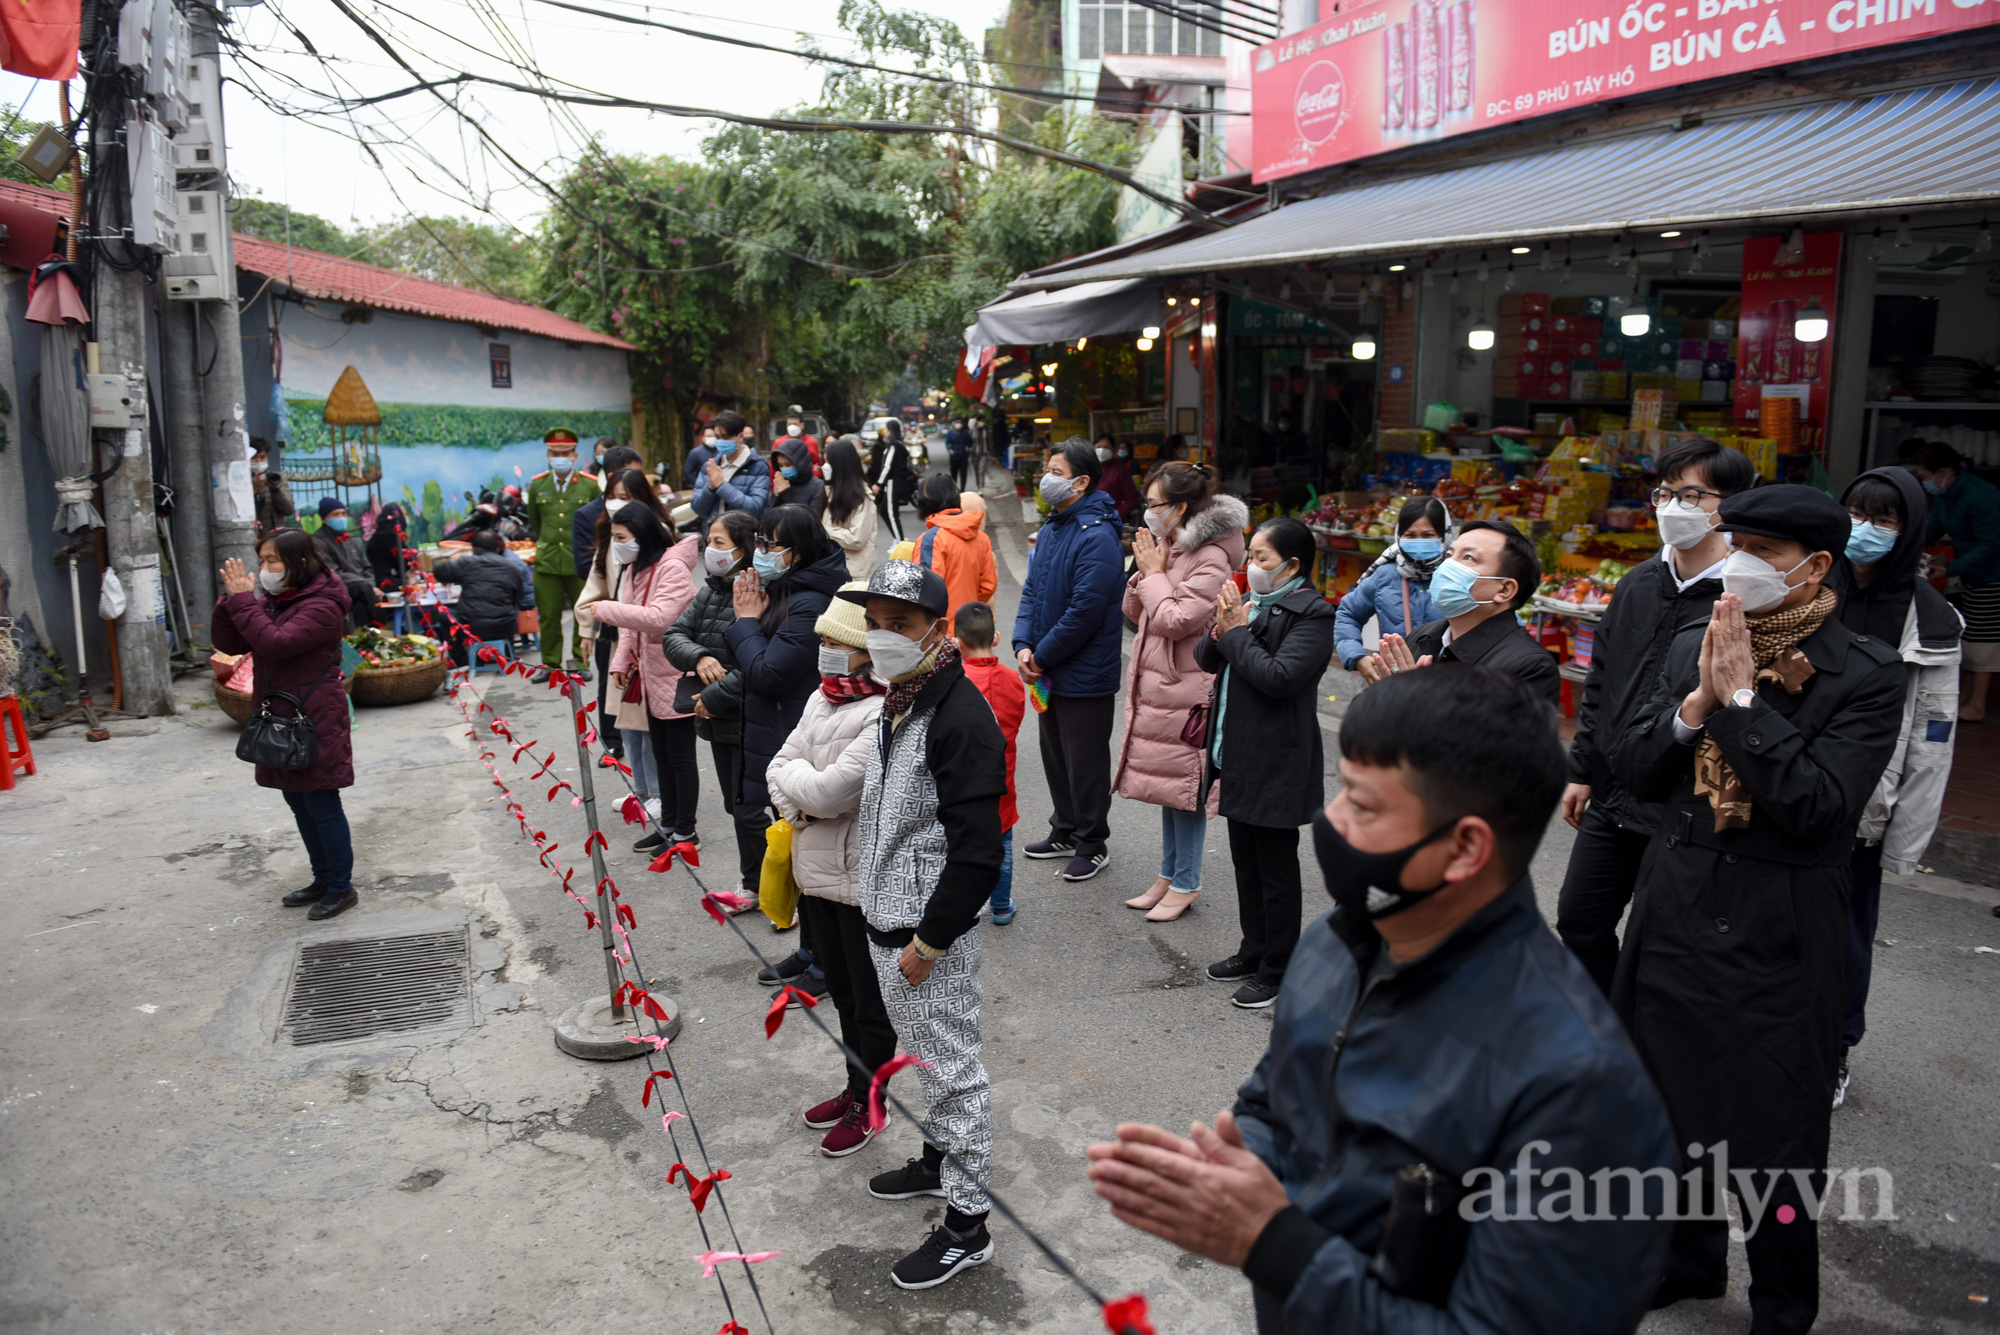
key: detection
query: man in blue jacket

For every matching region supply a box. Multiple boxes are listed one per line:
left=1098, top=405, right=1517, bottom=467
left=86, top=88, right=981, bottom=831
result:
left=1088, top=666, right=1677, bottom=1334
left=691, top=410, right=771, bottom=522
left=1013, top=438, right=1127, bottom=881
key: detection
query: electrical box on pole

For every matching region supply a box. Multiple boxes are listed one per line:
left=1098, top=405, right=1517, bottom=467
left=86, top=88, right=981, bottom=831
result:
left=126, top=116, right=178, bottom=251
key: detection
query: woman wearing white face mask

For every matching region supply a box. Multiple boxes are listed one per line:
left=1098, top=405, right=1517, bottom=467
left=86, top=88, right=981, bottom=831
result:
left=665, top=512, right=768, bottom=884
left=575, top=465, right=668, bottom=759
left=591, top=504, right=703, bottom=852
left=1112, top=463, right=1248, bottom=922
left=821, top=437, right=880, bottom=582
left=213, top=531, right=360, bottom=920
left=1193, top=518, right=1336, bottom=1009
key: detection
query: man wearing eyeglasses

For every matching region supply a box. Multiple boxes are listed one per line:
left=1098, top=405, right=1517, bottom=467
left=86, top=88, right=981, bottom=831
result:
left=1555, top=437, right=1756, bottom=996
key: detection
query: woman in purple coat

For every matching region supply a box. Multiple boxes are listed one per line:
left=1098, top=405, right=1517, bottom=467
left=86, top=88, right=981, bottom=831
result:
left=213, top=529, right=359, bottom=920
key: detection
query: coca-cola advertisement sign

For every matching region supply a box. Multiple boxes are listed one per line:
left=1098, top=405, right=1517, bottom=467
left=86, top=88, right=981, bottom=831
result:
left=1251, top=0, right=2000, bottom=182
left=1294, top=60, right=1350, bottom=143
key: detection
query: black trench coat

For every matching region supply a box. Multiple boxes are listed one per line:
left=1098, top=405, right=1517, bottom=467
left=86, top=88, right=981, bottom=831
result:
left=1611, top=614, right=1903, bottom=1171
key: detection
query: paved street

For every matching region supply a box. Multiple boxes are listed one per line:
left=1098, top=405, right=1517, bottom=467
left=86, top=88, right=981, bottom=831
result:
left=2, top=487, right=1996, bottom=1334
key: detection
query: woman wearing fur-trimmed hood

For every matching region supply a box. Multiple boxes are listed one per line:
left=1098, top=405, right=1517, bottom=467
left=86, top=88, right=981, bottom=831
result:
left=1112, top=461, right=1250, bottom=923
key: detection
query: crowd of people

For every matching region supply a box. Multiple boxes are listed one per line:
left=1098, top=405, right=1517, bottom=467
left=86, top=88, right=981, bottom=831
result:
left=217, top=417, right=1999, bottom=1326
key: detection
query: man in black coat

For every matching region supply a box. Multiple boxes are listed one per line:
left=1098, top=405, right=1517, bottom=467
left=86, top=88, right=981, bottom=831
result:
left=1557, top=438, right=1755, bottom=994
left=1614, top=484, right=1904, bottom=1335
left=1087, top=667, right=1677, bottom=1334
left=1379, top=519, right=1560, bottom=706
left=431, top=531, right=528, bottom=664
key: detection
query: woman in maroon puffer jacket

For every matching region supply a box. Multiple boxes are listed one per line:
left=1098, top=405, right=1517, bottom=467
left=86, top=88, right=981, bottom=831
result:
left=213, top=528, right=359, bottom=919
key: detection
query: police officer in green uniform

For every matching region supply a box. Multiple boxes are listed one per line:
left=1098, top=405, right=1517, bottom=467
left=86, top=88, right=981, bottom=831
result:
left=524, top=427, right=602, bottom=672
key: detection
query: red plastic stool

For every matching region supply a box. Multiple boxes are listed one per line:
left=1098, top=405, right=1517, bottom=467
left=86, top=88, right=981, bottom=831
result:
left=0, top=696, right=34, bottom=790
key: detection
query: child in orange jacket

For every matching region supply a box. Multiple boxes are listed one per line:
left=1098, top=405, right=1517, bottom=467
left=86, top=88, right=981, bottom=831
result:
left=954, top=601, right=1025, bottom=924
left=895, top=473, right=998, bottom=623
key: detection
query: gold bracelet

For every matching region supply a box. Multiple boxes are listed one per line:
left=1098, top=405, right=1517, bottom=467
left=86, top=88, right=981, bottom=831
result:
left=911, top=937, right=945, bottom=961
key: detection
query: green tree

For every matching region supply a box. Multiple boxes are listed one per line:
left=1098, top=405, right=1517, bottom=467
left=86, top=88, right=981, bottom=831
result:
left=229, top=196, right=358, bottom=255
left=357, top=216, right=541, bottom=302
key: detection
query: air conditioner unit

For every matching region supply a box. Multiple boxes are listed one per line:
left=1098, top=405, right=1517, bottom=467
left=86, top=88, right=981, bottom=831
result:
left=165, top=189, right=232, bottom=299
left=127, top=118, right=178, bottom=252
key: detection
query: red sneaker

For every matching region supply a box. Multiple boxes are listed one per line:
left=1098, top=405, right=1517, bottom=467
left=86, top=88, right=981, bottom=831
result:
left=804, top=1089, right=853, bottom=1130
left=818, top=1101, right=874, bottom=1158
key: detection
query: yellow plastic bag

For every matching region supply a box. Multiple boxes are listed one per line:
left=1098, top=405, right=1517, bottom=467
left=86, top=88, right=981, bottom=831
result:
left=759, top=819, right=800, bottom=929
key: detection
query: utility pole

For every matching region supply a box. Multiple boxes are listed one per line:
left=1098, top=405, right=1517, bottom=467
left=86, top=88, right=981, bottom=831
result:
left=186, top=2, right=257, bottom=582
left=162, top=299, right=215, bottom=626
left=93, top=241, right=176, bottom=715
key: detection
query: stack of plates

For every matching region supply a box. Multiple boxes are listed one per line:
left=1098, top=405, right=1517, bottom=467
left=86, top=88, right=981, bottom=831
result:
left=1903, top=356, right=1981, bottom=401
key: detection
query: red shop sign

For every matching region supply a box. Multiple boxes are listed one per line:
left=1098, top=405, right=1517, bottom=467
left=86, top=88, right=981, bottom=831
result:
left=1251, top=0, right=2000, bottom=183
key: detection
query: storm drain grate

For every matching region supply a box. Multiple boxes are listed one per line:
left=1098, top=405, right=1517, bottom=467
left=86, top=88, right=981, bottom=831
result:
left=281, top=929, right=473, bottom=1046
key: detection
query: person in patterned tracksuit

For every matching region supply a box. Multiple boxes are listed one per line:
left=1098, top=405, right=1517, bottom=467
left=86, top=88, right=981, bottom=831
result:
left=840, top=560, right=1007, bottom=1292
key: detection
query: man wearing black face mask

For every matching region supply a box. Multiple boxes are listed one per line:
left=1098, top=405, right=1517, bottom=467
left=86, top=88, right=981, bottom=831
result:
left=1087, top=667, right=1676, bottom=1334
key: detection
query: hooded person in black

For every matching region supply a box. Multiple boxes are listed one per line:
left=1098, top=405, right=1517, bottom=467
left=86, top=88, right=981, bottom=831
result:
left=1832, top=466, right=1964, bottom=1104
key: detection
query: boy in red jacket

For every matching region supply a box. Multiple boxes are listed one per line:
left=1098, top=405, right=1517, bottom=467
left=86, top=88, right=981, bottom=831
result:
left=954, top=602, right=1024, bottom=924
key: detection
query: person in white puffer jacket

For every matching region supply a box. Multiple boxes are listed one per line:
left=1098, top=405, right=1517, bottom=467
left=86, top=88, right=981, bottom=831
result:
left=764, top=583, right=892, bottom=1160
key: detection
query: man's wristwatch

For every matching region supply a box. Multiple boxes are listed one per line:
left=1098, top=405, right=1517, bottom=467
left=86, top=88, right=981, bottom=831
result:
left=1729, top=687, right=1757, bottom=709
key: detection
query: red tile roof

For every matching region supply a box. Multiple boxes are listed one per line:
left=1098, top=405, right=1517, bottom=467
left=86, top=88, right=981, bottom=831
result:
left=0, top=179, right=634, bottom=351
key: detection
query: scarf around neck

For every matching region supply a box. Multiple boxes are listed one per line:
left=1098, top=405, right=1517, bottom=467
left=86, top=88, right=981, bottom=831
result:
left=820, top=672, right=887, bottom=706
left=884, top=634, right=961, bottom=720
left=1693, top=585, right=1836, bottom=832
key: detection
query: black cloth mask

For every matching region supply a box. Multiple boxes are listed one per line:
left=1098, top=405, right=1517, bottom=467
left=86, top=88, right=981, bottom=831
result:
left=1313, top=808, right=1458, bottom=922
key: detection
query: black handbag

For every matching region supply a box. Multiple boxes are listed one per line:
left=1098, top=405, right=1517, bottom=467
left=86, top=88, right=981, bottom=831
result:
left=236, top=650, right=338, bottom=771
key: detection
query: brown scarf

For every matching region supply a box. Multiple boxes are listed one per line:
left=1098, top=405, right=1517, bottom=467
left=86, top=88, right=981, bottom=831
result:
left=1693, top=586, right=1836, bottom=832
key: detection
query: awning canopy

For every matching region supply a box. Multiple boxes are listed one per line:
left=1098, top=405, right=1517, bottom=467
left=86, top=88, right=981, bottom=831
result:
left=1026, top=79, right=2000, bottom=289
left=967, top=278, right=1163, bottom=346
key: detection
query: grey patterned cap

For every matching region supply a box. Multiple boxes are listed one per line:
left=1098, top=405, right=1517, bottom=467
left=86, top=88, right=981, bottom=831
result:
left=836, top=558, right=948, bottom=616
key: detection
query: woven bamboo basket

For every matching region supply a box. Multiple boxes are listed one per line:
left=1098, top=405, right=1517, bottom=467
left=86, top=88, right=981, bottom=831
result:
left=216, top=674, right=357, bottom=725
left=350, top=656, right=446, bottom=706
left=215, top=681, right=255, bottom=724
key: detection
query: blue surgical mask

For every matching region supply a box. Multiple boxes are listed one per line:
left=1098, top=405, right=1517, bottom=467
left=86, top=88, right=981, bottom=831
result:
left=1398, top=536, right=1443, bottom=562
left=549, top=454, right=575, bottom=474
left=780, top=465, right=799, bottom=480
left=1921, top=479, right=1944, bottom=497
left=1430, top=558, right=1502, bottom=618
left=752, top=550, right=789, bottom=581
left=1846, top=520, right=1898, bottom=566
left=328, top=515, right=349, bottom=532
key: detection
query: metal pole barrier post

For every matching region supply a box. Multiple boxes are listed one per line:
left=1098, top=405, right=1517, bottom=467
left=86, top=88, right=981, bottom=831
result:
left=564, top=675, right=625, bottom=1020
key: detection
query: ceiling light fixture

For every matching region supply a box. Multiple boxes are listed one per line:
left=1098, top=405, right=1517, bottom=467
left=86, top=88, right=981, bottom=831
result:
left=1135, top=337, right=1154, bottom=352
left=1659, top=230, right=1681, bottom=238
left=1351, top=336, right=1378, bottom=360
left=1793, top=294, right=1829, bottom=343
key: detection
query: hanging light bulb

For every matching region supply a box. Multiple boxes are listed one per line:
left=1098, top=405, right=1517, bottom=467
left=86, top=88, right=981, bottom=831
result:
left=1626, top=248, right=1641, bottom=278
left=1979, top=219, right=1994, bottom=254
left=1165, top=295, right=1178, bottom=306
left=1895, top=214, right=1911, bottom=248
left=1279, top=279, right=1292, bottom=300
left=1503, top=264, right=1515, bottom=292
left=1793, top=293, right=1829, bottom=344
left=1539, top=241, right=1554, bottom=272
left=1448, top=263, right=1461, bottom=295
left=1620, top=269, right=1651, bottom=337
left=1189, top=297, right=1200, bottom=307
left=1351, top=335, right=1378, bottom=360
left=1141, top=326, right=1161, bottom=339
left=1688, top=249, right=1703, bottom=275
left=1403, top=279, right=1416, bottom=300
left=1467, top=316, right=1495, bottom=351
left=1423, top=264, right=1436, bottom=288
left=1560, top=256, right=1573, bottom=284
left=1695, top=231, right=1711, bottom=259
left=1475, top=251, right=1489, bottom=283
left=1368, top=273, right=1384, bottom=296
left=1135, top=337, right=1154, bottom=352
left=1867, top=226, right=1883, bottom=261
left=1775, top=226, right=1806, bottom=265
left=1608, top=232, right=1623, bottom=263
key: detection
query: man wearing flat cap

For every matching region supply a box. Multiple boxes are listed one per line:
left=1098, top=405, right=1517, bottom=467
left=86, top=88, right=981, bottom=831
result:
left=840, top=560, right=1008, bottom=1293
left=1615, top=483, right=1904, bottom=1335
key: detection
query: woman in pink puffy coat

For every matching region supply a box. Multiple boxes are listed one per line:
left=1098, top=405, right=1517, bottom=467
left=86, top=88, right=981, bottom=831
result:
left=593, top=504, right=701, bottom=846
left=1111, top=463, right=1248, bottom=922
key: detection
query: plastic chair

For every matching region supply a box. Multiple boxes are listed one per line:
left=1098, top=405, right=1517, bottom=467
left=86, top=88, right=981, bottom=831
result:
left=469, top=640, right=514, bottom=678
left=0, top=696, right=35, bottom=790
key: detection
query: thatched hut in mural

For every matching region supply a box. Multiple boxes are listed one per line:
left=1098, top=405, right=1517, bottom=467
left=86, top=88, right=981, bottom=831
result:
left=326, top=365, right=384, bottom=506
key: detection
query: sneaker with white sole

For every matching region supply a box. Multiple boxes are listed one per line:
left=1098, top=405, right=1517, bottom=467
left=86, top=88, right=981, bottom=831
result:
left=1021, top=837, right=1075, bottom=860
left=1059, top=851, right=1109, bottom=882
left=819, top=1101, right=874, bottom=1158
left=890, top=1223, right=993, bottom=1290
left=868, top=1156, right=947, bottom=1200
left=1833, top=1057, right=1851, bottom=1109
left=1231, top=980, right=1280, bottom=1009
